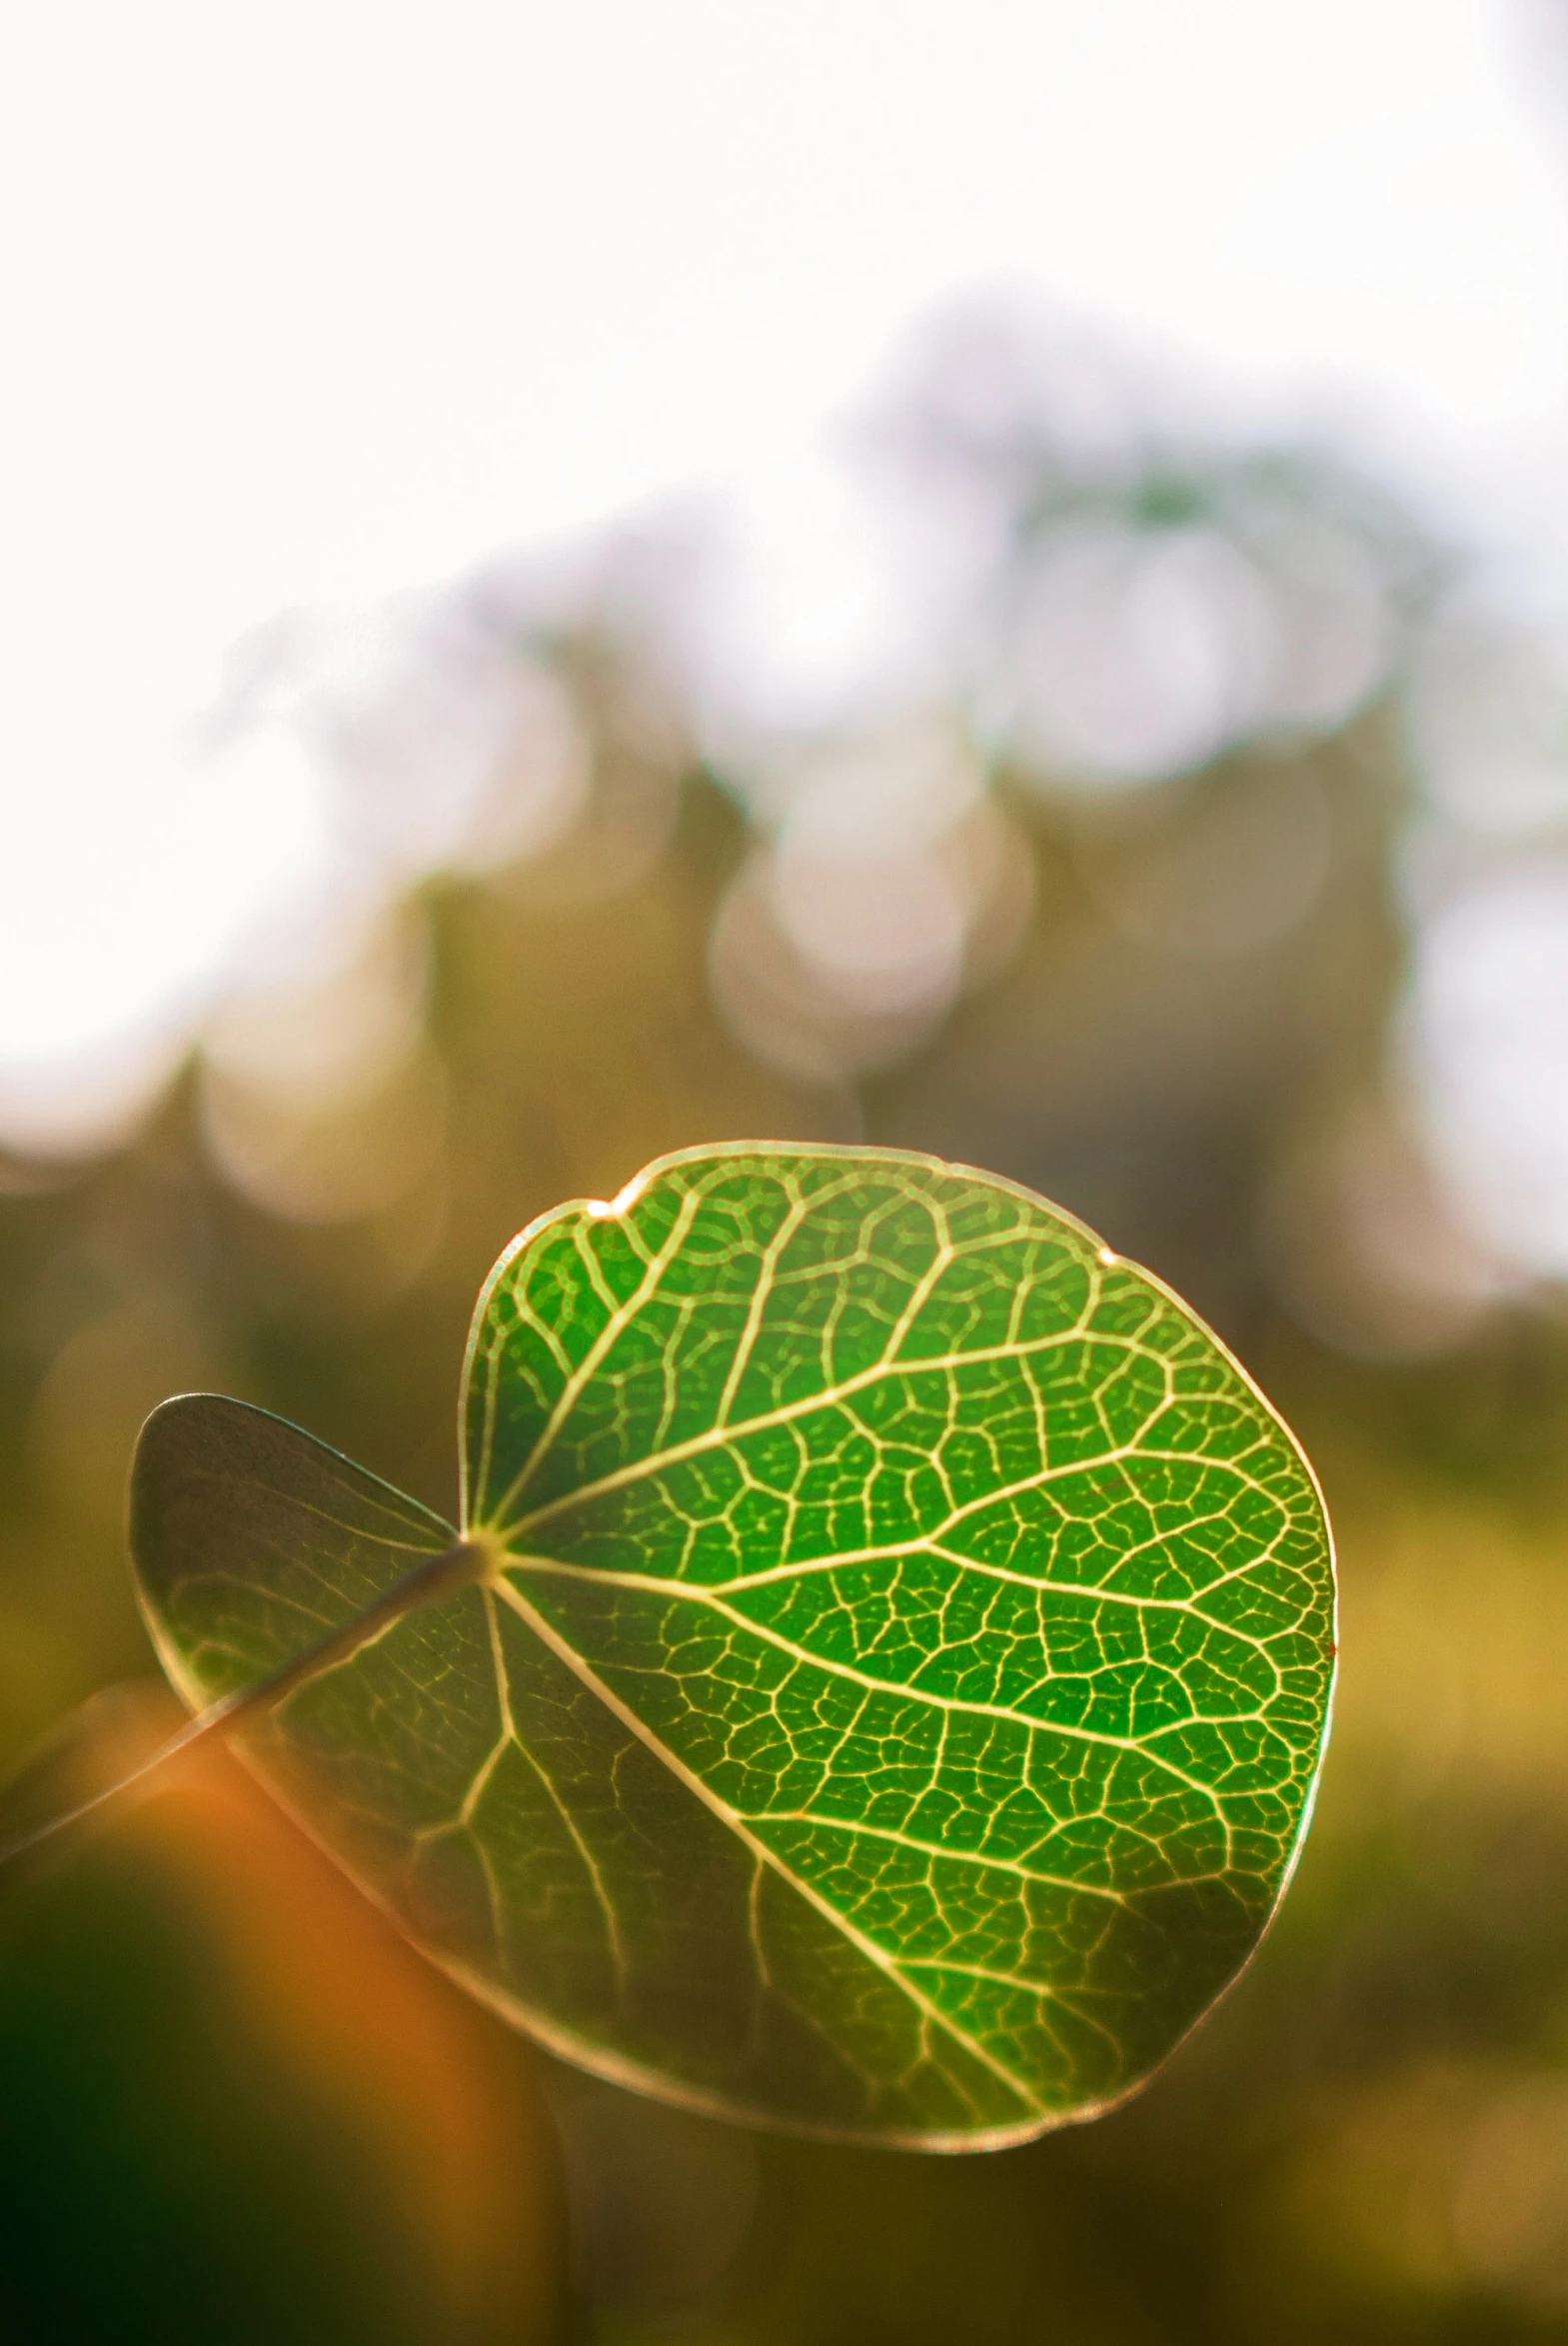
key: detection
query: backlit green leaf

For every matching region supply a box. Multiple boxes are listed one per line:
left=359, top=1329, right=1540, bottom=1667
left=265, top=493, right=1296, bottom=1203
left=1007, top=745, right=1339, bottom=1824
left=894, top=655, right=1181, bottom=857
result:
left=131, top=1145, right=1335, bottom=2149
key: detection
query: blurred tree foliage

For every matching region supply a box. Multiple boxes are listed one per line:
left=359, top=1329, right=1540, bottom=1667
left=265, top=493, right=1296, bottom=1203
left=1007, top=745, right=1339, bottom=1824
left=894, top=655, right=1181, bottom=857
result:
left=7, top=322, right=1568, bottom=2342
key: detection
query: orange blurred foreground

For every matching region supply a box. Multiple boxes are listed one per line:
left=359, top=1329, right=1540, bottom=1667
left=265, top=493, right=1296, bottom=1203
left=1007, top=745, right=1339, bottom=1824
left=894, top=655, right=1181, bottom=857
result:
left=0, top=1684, right=569, bottom=2346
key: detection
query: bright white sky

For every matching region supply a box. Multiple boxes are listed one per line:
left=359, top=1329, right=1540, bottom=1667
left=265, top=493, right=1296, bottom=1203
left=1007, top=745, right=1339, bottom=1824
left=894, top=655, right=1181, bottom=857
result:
left=3, top=0, right=1568, bottom=1145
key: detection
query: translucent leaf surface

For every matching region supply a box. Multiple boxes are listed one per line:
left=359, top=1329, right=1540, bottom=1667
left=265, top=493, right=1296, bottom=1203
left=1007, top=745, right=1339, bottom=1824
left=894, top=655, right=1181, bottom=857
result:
left=132, top=1145, right=1335, bottom=2149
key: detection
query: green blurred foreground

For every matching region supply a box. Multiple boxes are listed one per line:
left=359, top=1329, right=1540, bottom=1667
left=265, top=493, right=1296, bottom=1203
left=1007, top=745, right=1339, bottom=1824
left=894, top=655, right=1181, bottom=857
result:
left=5, top=427, right=1568, bottom=2339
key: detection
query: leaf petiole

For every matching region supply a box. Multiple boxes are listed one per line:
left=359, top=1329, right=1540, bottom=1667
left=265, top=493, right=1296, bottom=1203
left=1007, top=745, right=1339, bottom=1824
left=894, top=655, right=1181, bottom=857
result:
left=0, top=1536, right=493, bottom=1876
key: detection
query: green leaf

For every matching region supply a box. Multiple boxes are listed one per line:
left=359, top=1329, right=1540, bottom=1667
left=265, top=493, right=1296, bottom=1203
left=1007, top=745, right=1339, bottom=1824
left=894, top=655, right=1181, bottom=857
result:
left=131, top=1144, right=1335, bottom=2150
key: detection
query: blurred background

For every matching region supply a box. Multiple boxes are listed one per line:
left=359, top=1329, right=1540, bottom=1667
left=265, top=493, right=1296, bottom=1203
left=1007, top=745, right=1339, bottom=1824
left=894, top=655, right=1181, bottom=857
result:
left=8, top=2, right=1568, bottom=2338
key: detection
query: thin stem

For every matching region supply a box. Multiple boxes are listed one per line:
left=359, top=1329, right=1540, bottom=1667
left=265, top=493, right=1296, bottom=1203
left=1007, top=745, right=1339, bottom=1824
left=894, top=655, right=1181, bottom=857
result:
left=0, top=1537, right=492, bottom=1875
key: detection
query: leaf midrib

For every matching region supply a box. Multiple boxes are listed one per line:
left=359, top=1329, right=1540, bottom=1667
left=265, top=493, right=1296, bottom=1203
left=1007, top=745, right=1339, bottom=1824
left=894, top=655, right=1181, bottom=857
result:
left=506, top=1542, right=1286, bottom=1712
left=500, top=1554, right=1250, bottom=1833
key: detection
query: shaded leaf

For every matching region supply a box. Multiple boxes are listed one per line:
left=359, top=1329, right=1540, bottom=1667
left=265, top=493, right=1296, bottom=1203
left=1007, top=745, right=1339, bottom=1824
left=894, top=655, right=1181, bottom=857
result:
left=132, top=1145, right=1335, bottom=2148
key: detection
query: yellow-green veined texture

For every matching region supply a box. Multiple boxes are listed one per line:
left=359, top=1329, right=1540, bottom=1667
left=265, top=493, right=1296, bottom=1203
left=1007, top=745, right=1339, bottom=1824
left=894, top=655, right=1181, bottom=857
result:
left=131, top=1144, right=1335, bottom=2149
